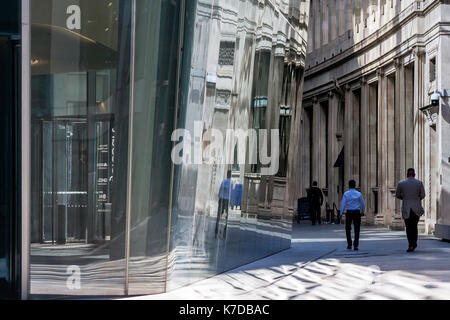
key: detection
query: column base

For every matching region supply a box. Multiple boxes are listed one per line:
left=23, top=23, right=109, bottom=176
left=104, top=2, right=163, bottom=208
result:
left=390, top=216, right=405, bottom=231
left=418, top=219, right=426, bottom=234
left=374, top=215, right=385, bottom=226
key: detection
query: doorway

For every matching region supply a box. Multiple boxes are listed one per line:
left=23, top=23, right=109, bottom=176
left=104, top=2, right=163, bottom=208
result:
left=34, top=114, right=115, bottom=245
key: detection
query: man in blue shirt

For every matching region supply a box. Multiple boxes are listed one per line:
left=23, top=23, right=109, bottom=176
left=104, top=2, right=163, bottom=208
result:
left=340, top=180, right=365, bottom=251
left=216, top=171, right=232, bottom=239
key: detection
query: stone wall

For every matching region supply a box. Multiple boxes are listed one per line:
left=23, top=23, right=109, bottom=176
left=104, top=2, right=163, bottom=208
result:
left=302, top=0, right=450, bottom=236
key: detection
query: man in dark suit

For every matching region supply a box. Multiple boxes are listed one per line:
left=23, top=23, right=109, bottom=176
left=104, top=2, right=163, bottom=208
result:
left=307, top=181, right=324, bottom=225
left=395, top=168, right=426, bottom=252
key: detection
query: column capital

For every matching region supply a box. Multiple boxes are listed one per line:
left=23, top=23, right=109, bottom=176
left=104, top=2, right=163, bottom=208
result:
left=360, top=77, right=367, bottom=86
left=394, top=57, right=403, bottom=70
left=412, top=46, right=426, bottom=57
left=376, top=68, right=384, bottom=78
left=313, top=96, right=319, bottom=104
left=328, top=90, right=335, bottom=98
left=345, top=83, right=352, bottom=92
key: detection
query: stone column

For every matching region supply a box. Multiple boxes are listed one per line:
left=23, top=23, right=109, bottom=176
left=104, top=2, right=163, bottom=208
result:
left=336, top=0, right=348, bottom=36
left=308, top=0, right=315, bottom=52
left=330, top=0, right=337, bottom=42
left=376, top=69, right=387, bottom=226
left=368, top=79, right=379, bottom=224
left=386, top=73, right=397, bottom=226
left=319, top=102, right=327, bottom=189
left=312, top=97, right=320, bottom=184
left=319, top=101, right=327, bottom=221
left=321, top=0, right=327, bottom=46
left=413, top=48, right=425, bottom=179
left=301, top=106, right=312, bottom=197
left=360, top=77, right=370, bottom=223
left=345, top=0, right=353, bottom=33
left=355, top=0, right=362, bottom=36
left=352, top=88, right=360, bottom=183
left=315, top=0, right=321, bottom=50
left=413, top=47, right=429, bottom=232
left=328, top=91, right=340, bottom=211
left=361, top=0, right=368, bottom=33
left=344, top=84, right=354, bottom=192
left=392, top=58, right=405, bottom=229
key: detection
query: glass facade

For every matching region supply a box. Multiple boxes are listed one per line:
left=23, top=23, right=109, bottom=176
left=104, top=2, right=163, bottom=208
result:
left=0, top=2, right=21, bottom=300
left=28, top=0, right=309, bottom=297
left=29, top=0, right=132, bottom=296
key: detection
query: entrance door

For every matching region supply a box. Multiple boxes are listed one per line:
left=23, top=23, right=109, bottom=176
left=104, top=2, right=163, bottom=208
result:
left=40, top=120, right=89, bottom=244
left=38, top=116, right=114, bottom=245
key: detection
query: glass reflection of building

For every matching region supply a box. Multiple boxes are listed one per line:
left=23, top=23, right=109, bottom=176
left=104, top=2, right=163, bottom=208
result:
left=24, top=0, right=310, bottom=297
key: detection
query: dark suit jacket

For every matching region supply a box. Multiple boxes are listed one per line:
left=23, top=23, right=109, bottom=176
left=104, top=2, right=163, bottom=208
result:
left=395, top=177, right=426, bottom=219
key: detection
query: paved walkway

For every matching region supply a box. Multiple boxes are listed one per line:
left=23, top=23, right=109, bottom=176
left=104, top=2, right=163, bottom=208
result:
left=126, top=222, right=450, bottom=300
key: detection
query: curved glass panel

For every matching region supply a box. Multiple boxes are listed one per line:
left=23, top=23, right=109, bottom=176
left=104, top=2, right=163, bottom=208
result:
left=29, top=0, right=132, bottom=296
left=167, top=0, right=309, bottom=291
left=126, top=0, right=182, bottom=295
left=27, top=0, right=310, bottom=297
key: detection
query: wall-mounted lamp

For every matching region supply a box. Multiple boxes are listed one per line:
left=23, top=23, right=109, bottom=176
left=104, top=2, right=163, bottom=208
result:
left=420, top=103, right=439, bottom=126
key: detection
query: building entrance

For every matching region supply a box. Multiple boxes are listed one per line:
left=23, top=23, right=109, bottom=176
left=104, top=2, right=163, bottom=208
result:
left=36, top=117, right=114, bottom=245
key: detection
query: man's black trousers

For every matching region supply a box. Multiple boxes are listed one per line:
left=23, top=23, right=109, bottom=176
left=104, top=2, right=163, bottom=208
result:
left=345, top=210, right=361, bottom=248
left=311, top=205, right=321, bottom=225
left=405, top=210, right=420, bottom=247
left=215, top=198, right=229, bottom=237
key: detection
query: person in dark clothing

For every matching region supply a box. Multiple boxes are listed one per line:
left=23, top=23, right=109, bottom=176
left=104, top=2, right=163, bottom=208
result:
left=395, top=168, right=426, bottom=252
left=307, top=181, right=324, bottom=225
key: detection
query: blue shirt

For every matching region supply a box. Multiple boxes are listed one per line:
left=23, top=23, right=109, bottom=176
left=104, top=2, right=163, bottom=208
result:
left=340, top=189, right=365, bottom=215
left=219, top=179, right=231, bottom=200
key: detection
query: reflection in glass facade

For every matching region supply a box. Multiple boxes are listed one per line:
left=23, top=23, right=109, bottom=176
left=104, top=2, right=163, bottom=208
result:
left=28, top=0, right=310, bottom=297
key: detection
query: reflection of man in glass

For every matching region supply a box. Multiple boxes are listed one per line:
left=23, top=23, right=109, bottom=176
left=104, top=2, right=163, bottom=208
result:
left=215, top=171, right=232, bottom=239
left=307, top=181, right=324, bottom=225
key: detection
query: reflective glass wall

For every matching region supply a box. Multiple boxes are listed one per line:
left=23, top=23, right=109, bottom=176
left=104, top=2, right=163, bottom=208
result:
left=27, top=0, right=310, bottom=297
left=29, top=0, right=132, bottom=296
left=166, top=0, right=310, bottom=291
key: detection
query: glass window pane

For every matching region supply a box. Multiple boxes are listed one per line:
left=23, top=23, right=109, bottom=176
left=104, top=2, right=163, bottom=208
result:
left=167, top=0, right=309, bottom=291
left=29, top=0, right=132, bottom=296
left=126, top=0, right=182, bottom=295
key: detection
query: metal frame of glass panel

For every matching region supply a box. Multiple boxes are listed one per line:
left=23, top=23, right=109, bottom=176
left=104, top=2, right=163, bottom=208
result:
left=21, top=0, right=31, bottom=300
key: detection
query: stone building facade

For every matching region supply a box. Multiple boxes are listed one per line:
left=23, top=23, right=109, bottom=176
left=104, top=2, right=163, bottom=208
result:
left=301, top=0, right=450, bottom=238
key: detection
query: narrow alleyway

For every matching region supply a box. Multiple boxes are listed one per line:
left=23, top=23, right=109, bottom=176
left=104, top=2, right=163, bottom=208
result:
left=126, top=222, right=450, bottom=300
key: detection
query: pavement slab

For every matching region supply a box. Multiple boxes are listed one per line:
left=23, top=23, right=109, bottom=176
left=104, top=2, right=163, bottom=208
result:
left=124, top=222, right=450, bottom=300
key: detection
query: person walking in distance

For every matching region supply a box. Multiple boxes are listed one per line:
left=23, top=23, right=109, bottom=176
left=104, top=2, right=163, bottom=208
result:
left=340, top=180, right=365, bottom=251
left=395, top=168, right=426, bottom=253
left=307, top=181, right=324, bottom=225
